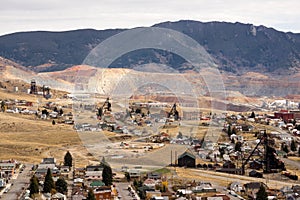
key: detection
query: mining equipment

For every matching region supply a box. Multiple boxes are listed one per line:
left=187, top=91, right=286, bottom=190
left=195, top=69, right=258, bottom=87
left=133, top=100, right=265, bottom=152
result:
left=30, top=79, right=37, bottom=94
left=164, top=103, right=180, bottom=127
left=42, top=85, right=51, bottom=99
left=30, top=80, right=51, bottom=99
left=97, top=97, right=115, bottom=131
left=128, top=102, right=151, bottom=126
left=241, top=130, right=285, bottom=175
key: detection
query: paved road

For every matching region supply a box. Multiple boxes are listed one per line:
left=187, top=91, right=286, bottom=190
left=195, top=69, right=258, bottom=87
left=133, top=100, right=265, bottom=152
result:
left=1, top=164, right=32, bottom=200
left=67, top=168, right=74, bottom=200
left=115, top=182, right=140, bottom=200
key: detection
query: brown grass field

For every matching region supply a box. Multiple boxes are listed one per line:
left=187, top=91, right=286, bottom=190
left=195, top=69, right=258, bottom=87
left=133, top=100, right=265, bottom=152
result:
left=0, top=112, right=91, bottom=167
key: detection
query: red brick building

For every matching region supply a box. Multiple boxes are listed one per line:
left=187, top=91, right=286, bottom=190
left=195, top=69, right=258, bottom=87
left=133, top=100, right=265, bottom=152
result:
left=274, top=110, right=294, bottom=123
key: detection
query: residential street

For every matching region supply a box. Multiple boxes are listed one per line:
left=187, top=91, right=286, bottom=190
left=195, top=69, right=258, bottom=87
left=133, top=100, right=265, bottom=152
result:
left=1, top=164, right=31, bottom=200
left=115, top=182, right=140, bottom=200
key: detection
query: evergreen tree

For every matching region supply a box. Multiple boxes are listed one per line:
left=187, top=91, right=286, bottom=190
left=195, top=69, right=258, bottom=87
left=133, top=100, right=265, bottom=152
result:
left=256, top=185, right=268, bottom=200
left=43, top=168, right=55, bottom=193
left=102, top=164, right=113, bottom=186
left=281, top=143, right=289, bottom=153
left=64, top=151, right=73, bottom=167
left=250, top=111, right=255, bottom=118
left=161, top=184, right=167, bottom=192
left=133, top=179, right=138, bottom=188
left=291, top=140, right=297, bottom=151
left=177, top=132, right=183, bottom=139
left=235, top=141, right=242, bottom=152
left=227, top=125, right=232, bottom=136
left=219, top=147, right=225, bottom=157
left=87, top=189, right=96, bottom=200
left=55, top=177, right=68, bottom=194
left=100, top=157, right=108, bottom=168
left=1, top=101, right=5, bottom=112
left=125, top=172, right=131, bottom=182
left=231, top=127, right=237, bottom=135
left=135, top=108, right=141, bottom=114
left=53, top=106, right=58, bottom=112
left=29, top=175, right=39, bottom=197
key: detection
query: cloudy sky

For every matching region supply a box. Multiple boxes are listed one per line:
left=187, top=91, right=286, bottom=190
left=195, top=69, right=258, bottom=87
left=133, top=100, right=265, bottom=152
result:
left=1, top=0, right=300, bottom=36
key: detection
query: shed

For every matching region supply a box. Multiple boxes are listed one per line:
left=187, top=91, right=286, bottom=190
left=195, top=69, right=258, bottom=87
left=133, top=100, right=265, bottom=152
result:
left=178, top=151, right=196, bottom=168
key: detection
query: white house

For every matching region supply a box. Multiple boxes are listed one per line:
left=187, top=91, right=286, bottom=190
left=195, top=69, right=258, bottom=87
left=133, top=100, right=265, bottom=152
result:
left=0, top=178, right=6, bottom=187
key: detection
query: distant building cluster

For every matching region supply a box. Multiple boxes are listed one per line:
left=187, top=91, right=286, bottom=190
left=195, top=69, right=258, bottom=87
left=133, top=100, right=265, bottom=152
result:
left=262, top=99, right=300, bottom=110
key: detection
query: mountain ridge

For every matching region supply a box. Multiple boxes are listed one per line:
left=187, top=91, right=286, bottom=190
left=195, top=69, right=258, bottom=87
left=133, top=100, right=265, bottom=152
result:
left=0, top=20, right=300, bottom=74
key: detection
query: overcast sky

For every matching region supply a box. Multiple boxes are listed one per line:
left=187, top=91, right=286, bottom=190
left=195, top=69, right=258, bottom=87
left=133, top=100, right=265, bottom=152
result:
left=1, top=0, right=300, bottom=36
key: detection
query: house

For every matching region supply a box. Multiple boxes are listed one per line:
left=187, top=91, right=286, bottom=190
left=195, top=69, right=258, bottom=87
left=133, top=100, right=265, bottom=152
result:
left=244, top=182, right=267, bottom=199
left=249, top=170, right=263, bottom=178
left=93, top=186, right=112, bottom=200
left=230, top=182, right=244, bottom=193
left=86, top=165, right=103, bottom=172
left=146, top=190, right=162, bottom=200
left=276, top=133, right=293, bottom=142
left=276, top=150, right=288, bottom=157
left=74, top=168, right=85, bottom=178
left=177, top=189, right=193, bottom=196
left=72, top=194, right=86, bottom=200
left=0, top=162, right=16, bottom=177
left=178, top=151, right=196, bottom=168
left=42, top=158, right=56, bottom=164
left=60, top=166, right=70, bottom=173
left=286, top=193, right=300, bottom=200
left=249, top=160, right=263, bottom=170
left=275, top=111, right=294, bottom=123
left=147, top=172, right=162, bottom=180
left=222, top=161, right=236, bottom=169
left=85, top=170, right=102, bottom=180
left=38, top=163, right=56, bottom=170
left=90, top=180, right=105, bottom=188
left=280, top=186, right=300, bottom=199
left=193, top=182, right=217, bottom=193
left=85, top=165, right=103, bottom=180
left=35, top=168, right=48, bottom=179
left=51, top=192, right=66, bottom=200
left=128, top=169, right=141, bottom=178
left=281, top=186, right=293, bottom=196
left=292, top=185, right=300, bottom=194
left=150, top=197, right=165, bottom=200
left=59, top=166, right=70, bottom=178
left=210, top=194, right=230, bottom=200
left=144, top=178, right=156, bottom=189
left=73, top=178, right=84, bottom=187
left=0, top=178, right=6, bottom=187
left=161, top=190, right=173, bottom=200
left=244, top=182, right=265, bottom=191
left=38, top=158, right=56, bottom=170
left=35, top=167, right=59, bottom=180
